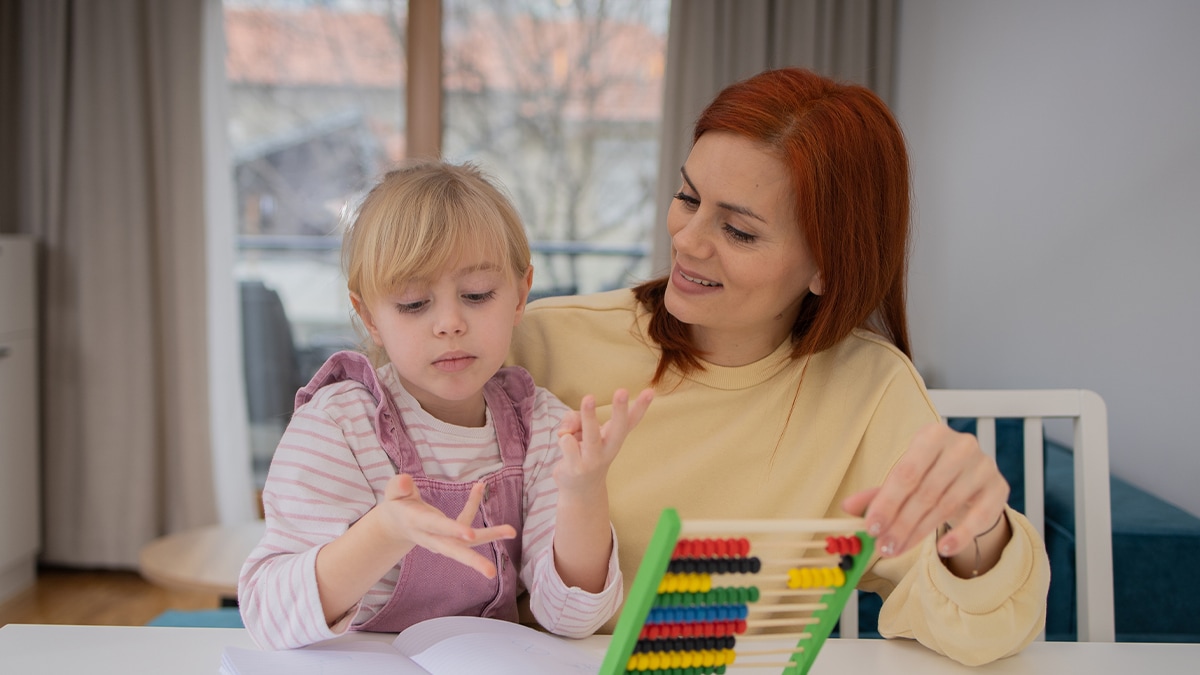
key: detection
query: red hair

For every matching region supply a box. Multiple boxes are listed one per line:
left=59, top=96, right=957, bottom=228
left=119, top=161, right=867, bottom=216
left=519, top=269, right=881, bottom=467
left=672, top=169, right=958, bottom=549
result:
left=635, top=68, right=912, bottom=383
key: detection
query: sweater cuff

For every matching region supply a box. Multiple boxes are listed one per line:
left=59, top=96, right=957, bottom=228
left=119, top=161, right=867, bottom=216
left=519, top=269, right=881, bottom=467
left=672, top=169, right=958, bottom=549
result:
left=925, top=507, right=1038, bottom=613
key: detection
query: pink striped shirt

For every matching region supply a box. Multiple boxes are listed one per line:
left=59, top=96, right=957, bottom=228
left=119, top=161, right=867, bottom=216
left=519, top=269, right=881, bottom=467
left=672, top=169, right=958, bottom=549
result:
left=238, top=363, right=622, bottom=649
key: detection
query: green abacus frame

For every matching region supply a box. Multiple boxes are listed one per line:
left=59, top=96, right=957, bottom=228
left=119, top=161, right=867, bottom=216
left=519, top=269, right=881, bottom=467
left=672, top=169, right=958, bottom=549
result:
left=598, top=508, right=876, bottom=675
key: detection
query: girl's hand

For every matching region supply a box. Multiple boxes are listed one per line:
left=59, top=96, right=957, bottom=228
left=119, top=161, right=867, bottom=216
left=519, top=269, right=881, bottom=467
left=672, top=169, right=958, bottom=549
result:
left=554, top=388, right=655, bottom=494
left=376, top=473, right=516, bottom=578
left=841, top=423, right=1010, bottom=561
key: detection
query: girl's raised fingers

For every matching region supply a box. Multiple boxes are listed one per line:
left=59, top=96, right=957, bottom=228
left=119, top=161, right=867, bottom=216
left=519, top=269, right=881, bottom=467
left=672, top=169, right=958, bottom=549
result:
left=624, top=388, right=654, bottom=430
left=455, top=482, right=487, bottom=528
left=579, top=394, right=602, bottom=448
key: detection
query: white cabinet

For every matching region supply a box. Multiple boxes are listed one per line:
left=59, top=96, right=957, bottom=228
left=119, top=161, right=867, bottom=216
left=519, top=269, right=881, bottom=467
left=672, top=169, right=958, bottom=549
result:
left=0, top=235, right=39, bottom=604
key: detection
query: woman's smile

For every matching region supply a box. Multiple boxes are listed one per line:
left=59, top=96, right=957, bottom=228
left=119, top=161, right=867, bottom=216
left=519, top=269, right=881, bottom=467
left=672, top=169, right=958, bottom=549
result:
left=677, top=266, right=722, bottom=287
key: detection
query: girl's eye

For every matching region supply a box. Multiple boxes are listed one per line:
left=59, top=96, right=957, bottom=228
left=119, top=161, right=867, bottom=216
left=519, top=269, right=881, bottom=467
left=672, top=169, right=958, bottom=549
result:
left=672, top=191, right=700, bottom=211
left=462, top=290, right=497, bottom=304
left=723, top=224, right=757, bottom=244
left=393, top=299, right=427, bottom=312
left=396, top=300, right=427, bottom=314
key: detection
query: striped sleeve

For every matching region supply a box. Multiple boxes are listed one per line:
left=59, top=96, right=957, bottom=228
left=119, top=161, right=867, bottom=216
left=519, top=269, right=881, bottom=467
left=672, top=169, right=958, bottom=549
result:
left=237, top=381, right=393, bottom=650
left=519, top=387, right=624, bottom=637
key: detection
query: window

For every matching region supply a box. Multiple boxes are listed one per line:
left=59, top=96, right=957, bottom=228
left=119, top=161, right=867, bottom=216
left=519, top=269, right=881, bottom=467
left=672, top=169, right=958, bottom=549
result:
left=222, top=0, right=669, bottom=485
left=442, top=0, right=668, bottom=296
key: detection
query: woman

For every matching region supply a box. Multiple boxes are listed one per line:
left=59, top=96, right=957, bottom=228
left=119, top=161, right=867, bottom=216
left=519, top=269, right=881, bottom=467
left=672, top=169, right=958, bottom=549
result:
left=509, top=68, right=1049, bottom=666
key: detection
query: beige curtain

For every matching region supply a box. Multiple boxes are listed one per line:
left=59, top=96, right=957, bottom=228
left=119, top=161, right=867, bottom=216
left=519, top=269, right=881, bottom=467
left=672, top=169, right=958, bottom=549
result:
left=6, top=0, right=228, bottom=567
left=652, top=0, right=897, bottom=272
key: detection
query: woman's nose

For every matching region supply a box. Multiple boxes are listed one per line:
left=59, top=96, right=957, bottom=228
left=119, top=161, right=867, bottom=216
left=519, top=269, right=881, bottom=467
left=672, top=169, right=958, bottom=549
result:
left=671, top=214, right=710, bottom=259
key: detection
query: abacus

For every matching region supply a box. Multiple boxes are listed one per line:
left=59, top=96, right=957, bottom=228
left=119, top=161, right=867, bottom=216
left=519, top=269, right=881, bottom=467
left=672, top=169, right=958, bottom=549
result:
left=599, top=508, right=875, bottom=675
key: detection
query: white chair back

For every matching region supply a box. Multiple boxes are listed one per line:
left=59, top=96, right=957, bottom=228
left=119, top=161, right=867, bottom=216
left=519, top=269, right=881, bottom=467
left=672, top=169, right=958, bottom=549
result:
left=841, top=389, right=1115, bottom=642
left=929, top=389, right=1114, bottom=641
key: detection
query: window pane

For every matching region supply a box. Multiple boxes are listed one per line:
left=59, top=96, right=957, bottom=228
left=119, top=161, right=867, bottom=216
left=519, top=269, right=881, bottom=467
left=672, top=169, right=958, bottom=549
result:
left=442, top=0, right=669, bottom=297
left=224, top=0, right=407, bottom=485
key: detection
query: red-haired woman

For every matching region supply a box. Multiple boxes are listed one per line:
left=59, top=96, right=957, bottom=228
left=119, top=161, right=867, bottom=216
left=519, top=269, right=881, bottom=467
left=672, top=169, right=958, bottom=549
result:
left=509, top=67, right=1049, bottom=666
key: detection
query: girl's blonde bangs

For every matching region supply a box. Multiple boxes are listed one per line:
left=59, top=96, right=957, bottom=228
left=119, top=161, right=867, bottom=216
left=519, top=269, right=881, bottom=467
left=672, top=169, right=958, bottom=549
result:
left=344, top=162, right=530, bottom=304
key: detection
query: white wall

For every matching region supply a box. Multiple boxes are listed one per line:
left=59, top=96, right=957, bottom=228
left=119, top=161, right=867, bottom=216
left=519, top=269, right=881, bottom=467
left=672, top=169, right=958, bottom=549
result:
left=896, top=0, right=1200, bottom=516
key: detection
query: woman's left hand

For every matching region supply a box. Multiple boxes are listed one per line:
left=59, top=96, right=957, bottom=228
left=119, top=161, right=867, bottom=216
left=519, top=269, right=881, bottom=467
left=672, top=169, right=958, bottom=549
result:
left=842, top=422, right=1010, bottom=563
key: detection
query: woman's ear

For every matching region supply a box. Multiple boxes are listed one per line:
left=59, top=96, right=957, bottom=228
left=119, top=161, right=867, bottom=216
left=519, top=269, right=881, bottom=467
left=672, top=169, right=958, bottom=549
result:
left=809, top=271, right=824, bottom=296
left=514, top=264, right=535, bottom=323
left=350, top=292, right=384, bottom=346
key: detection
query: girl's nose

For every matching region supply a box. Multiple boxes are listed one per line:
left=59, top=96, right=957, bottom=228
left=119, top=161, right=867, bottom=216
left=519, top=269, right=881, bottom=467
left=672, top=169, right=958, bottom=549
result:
left=433, top=304, right=467, bottom=336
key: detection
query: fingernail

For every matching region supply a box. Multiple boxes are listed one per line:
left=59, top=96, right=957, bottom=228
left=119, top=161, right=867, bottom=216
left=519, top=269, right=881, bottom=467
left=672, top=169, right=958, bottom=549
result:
left=939, top=537, right=955, bottom=556
left=880, top=540, right=895, bottom=557
left=868, top=522, right=882, bottom=537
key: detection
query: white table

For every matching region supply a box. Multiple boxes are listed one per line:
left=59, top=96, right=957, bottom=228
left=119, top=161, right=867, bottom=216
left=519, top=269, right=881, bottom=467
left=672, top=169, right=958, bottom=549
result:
left=2, top=623, right=1199, bottom=674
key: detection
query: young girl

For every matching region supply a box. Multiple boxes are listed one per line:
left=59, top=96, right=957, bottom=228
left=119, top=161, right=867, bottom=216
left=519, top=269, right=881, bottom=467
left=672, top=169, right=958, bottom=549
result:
left=238, top=160, right=653, bottom=650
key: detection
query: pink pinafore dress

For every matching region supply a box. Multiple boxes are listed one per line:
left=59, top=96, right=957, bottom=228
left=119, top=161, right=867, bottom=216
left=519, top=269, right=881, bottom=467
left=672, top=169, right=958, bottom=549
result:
left=295, top=351, right=534, bottom=633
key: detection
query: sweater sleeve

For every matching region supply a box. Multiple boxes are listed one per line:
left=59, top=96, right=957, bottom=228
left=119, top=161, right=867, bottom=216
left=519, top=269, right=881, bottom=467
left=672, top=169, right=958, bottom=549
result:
left=868, top=508, right=1050, bottom=665
left=851, top=365, right=1051, bottom=665
left=518, top=387, right=624, bottom=637
left=237, top=392, right=381, bottom=650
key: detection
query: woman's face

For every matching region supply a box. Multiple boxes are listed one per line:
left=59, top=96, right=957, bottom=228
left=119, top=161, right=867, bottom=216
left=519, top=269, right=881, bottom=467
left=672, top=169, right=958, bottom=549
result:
left=664, top=131, right=822, bottom=365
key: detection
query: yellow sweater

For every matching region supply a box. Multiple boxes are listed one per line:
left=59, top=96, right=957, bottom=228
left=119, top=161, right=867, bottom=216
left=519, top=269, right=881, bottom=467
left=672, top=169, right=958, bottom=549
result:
left=508, top=289, right=1049, bottom=665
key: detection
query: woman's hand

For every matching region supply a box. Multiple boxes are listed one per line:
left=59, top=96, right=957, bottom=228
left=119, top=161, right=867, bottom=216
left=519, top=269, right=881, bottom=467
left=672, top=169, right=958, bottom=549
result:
left=554, top=387, right=655, bottom=495
left=841, top=423, right=1011, bottom=574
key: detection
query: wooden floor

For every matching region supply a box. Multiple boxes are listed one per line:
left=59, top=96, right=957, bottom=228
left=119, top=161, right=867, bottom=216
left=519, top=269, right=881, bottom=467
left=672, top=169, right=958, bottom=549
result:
left=0, top=567, right=222, bottom=627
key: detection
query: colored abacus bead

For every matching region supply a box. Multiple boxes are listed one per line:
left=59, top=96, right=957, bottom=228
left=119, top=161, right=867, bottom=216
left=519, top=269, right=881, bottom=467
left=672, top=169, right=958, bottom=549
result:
left=786, top=565, right=848, bottom=589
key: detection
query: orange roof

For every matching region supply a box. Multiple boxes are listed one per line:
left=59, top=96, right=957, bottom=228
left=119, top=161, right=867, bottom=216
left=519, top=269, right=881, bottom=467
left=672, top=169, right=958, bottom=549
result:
left=446, top=13, right=664, bottom=121
left=225, top=7, right=664, bottom=121
left=226, top=8, right=404, bottom=88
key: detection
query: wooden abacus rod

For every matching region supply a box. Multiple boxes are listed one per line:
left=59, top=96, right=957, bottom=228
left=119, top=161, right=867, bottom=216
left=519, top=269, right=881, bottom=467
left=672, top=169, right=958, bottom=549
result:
left=736, top=633, right=812, bottom=642
left=746, top=602, right=827, bottom=613
left=734, top=643, right=801, bottom=653
left=756, top=588, right=835, bottom=597
left=753, top=574, right=845, bottom=585
left=747, top=538, right=829, bottom=545
left=750, top=617, right=822, bottom=628
left=746, top=539, right=855, bottom=551
left=758, top=555, right=842, bottom=567
left=680, top=517, right=866, bottom=535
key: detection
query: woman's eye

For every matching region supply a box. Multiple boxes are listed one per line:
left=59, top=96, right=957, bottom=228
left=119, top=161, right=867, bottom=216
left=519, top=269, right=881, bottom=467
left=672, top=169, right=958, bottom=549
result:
left=462, top=290, right=497, bottom=304
left=673, top=191, right=700, bottom=211
left=723, top=224, right=757, bottom=244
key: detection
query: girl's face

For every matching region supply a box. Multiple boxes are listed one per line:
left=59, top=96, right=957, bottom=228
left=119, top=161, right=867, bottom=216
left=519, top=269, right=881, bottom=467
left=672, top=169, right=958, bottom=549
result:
left=354, top=248, right=532, bottom=427
left=665, top=131, right=823, bottom=365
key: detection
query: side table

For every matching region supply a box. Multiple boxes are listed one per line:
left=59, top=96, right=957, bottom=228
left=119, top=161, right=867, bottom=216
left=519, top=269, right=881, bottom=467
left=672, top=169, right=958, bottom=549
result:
left=137, top=520, right=265, bottom=605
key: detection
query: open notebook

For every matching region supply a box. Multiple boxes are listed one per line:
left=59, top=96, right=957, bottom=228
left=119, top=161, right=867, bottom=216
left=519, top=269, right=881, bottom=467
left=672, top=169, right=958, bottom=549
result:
left=220, top=615, right=600, bottom=675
